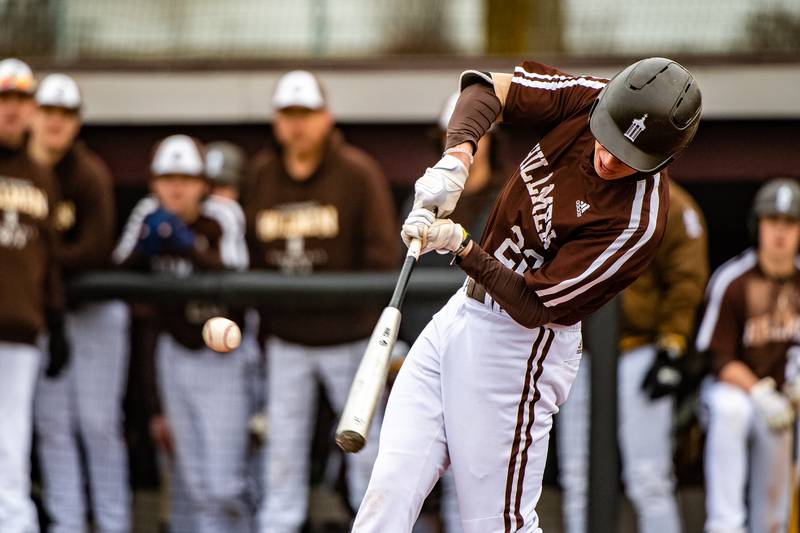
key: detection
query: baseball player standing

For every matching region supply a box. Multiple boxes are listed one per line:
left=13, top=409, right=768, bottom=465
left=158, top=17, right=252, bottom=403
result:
left=353, top=57, right=702, bottom=533
left=696, top=178, right=800, bottom=533
left=114, top=135, right=250, bottom=533
left=243, top=70, right=397, bottom=532
left=0, top=57, right=62, bottom=533
left=557, top=178, right=708, bottom=533
left=28, top=73, right=132, bottom=533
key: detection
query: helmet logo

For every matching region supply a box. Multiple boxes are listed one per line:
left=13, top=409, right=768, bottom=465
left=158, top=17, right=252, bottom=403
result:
left=624, top=113, right=648, bottom=143
left=777, top=185, right=793, bottom=213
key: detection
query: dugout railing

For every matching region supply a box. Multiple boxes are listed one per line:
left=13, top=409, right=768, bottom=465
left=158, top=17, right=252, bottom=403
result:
left=68, top=270, right=619, bottom=532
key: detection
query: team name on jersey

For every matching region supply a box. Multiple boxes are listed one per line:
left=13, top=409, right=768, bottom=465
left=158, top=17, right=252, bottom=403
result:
left=0, top=176, right=48, bottom=219
left=256, top=202, right=339, bottom=242
left=743, top=312, right=800, bottom=347
left=519, top=144, right=556, bottom=250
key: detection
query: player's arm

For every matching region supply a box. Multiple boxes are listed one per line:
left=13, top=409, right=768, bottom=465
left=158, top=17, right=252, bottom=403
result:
left=57, top=160, right=115, bottom=269
left=202, top=197, right=249, bottom=270
left=358, top=159, right=399, bottom=270
left=653, top=194, right=709, bottom=351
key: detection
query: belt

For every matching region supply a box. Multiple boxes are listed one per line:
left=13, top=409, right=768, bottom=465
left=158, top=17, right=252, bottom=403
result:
left=465, top=277, right=487, bottom=304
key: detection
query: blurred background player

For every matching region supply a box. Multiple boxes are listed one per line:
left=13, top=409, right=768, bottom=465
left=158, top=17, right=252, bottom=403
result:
left=557, top=179, right=708, bottom=533
left=696, top=178, right=800, bottom=533
left=205, top=139, right=268, bottom=506
left=113, top=134, right=250, bottom=533
left=0, top=57, right=63, bottom=533
left=244, top=70, right=397, bottom=532
left=29, top=73, right=132, bottom=533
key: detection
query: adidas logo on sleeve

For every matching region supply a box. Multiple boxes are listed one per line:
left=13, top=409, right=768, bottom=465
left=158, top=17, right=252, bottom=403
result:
left=576, top=200, right=590, bottom=217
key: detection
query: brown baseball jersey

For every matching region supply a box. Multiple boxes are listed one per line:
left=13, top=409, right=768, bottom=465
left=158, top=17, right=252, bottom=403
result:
left=0, top=141, right=61, bottom=344
left=696, top=249, right=800, bottom=386
left=114, top=195, right=248, bottom=349
left=620, top=180, right=709, bottom=351
left=244, top=130, right=397, bottom=346
left=49, top=140, right=116, bottom=276
left=459, top=61, right=669, bottom=328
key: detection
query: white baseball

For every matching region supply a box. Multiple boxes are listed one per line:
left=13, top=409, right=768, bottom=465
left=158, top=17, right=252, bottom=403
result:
left=202, top=317, right=241, bottom=353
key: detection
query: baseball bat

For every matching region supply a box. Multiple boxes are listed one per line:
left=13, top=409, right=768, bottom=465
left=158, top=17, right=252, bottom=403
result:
left=335, top=238, right=422, bottom=453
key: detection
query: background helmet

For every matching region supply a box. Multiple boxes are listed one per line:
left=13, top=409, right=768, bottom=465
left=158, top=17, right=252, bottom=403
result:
left=589, top=57, right=702, bottom=174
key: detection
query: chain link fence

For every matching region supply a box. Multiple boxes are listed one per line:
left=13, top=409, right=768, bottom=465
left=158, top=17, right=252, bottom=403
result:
left=1, top=0, right=799, bottom=66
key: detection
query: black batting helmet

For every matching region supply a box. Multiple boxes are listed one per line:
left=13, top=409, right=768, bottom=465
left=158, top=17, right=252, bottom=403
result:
left=748, top=178, right=800, bottom=240
left=589, top=57, right=702, bottom=174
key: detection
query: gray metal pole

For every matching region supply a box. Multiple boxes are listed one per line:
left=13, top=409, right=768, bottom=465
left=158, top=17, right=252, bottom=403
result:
left=584, top=297, right=620, bottom=533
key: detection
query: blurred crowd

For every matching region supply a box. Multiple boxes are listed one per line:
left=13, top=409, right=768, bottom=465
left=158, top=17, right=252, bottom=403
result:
left=0, top=55, right=799, bottom=533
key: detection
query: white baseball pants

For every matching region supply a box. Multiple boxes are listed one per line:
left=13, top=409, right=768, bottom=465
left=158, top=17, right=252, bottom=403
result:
left=258, top=336, right=378, bottom=533
left=0, top=341, right=41, bottom=533
left=35, top=301, right=131, bottom=533
left=156, top=334, right=253, bottom=533
left=352, top=289, right=582, bottom=533
left=557, top=344, right=681, bottom=533
left=701, top=379, right=792, bottom=533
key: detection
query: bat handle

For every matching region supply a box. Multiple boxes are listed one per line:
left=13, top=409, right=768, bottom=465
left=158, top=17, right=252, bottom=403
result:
left=407, top=237, right=422, bottom=260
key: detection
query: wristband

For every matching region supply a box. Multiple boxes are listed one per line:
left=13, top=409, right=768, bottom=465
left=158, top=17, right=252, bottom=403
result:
left=444, top=147, right=474, bottom=165
left=451, top=229, right=472, bottom=265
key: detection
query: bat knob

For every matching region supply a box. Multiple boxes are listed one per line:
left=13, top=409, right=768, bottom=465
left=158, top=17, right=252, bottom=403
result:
left=336, top=431, right=366, bottom=453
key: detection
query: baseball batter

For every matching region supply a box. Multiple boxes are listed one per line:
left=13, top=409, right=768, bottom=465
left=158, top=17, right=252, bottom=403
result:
left=353, top=57, right=702, bottom=533
left=557, top=179, right=708, bottom=533
left=28, top=73, right=132, bottom=533
left=114, top=135, right=250, bottom=533
left=696, top=178, right=800, bottom=533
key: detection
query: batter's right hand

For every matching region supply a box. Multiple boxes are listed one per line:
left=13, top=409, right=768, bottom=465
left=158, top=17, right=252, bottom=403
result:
left=750, top=378, right=795, bottom=432
left=412, top=154, right=468, bottom=217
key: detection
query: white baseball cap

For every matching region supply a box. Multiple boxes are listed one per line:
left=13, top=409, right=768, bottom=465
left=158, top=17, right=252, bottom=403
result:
left=151, top=135, right=205, bottom=177
left=0, top=58, right=36, bottom=95
left=36, top=73, right=82, bottom=110
left=438, top=92, right=459, bottom=131
left=272, top=70, right=326, bottom=111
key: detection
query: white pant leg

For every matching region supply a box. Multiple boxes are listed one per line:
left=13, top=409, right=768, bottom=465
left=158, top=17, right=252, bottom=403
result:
left=556, top=354, right=590, bottom=533
left=618, top=345, right=681, bottom=533
left=71, top=302, right=132, bottom=533
left=440, top=470, right=464, bottom=533
left=34, top=343, right=84, bottom=532
left=158, top=336, right=253, bottom=533
left=0, top=342, right=41, bottom=533
left=156, top=335, right=200, bottom=533
left=316, top=339, right=380, bottom=513
left=747, top=400, right=792, bottom=533
left=352, top=299, right=454, bottom=533
left=702, top=380, right=752, bottom=533
left=444, top=295, right=581, bottom=533
left=259, top=337, right=318, bottom=533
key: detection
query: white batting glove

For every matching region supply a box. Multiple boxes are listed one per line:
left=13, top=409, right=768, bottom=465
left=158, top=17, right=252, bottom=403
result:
left=412, top=154, right=468, bottom=217
left=401, top=208, right=435, bottom=250
left=750, top=377, right=795, bottom=432
left=425, top=219, right=466, bottom=255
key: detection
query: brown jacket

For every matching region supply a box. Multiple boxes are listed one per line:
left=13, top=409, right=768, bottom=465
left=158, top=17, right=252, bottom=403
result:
left=0, top=141, right=61, bottom=344
left=51, top=141, right=116, bottom=276
left=244, top=130, right=397, bottom=345
left=620, top=181, right=709, bottom=352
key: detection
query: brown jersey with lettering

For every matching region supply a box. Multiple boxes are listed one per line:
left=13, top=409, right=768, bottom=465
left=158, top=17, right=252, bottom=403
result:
left=0, top=142, right=60, bottom=344
left=244, top=130, right=397, bottom=346
left=696, top=249, right=800, bottom=386
left=462, top=61, right=669, bottom=327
